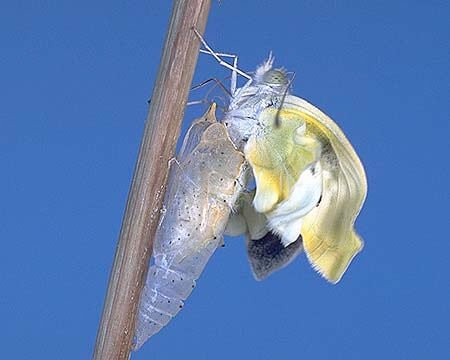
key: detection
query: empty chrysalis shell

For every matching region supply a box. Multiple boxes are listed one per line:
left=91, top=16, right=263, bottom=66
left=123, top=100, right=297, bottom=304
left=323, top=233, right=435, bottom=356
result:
left=133, top=104, right=246, bottom=350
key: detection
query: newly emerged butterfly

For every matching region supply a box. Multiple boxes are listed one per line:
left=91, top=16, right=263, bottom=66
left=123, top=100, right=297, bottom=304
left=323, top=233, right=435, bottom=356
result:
left=234, top=98, right=367, bottom=283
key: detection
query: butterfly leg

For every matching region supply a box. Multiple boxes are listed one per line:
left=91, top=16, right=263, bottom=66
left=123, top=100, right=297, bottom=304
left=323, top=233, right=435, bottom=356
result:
left=192, top=27, right=251, bottom=93
left=197, top=50, right=241, bottom=95
left=187, top=77, right=231, bottom=112
left=191, top=77, right=232, bottom=97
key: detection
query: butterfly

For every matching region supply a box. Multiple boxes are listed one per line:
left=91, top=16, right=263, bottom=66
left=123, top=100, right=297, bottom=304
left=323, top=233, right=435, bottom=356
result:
left=228, top=96, right=367, bottom=283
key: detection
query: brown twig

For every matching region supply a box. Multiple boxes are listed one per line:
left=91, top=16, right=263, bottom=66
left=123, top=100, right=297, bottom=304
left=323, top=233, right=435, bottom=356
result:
left=93, top=1, right=211, bottom=358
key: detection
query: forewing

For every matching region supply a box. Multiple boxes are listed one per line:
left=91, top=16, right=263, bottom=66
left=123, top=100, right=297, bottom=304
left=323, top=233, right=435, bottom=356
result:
left=282, top=96, right=367, bottom=283
left=244, top=107, right=320, bottom=214
left=244, top=107, right=322, bottom=246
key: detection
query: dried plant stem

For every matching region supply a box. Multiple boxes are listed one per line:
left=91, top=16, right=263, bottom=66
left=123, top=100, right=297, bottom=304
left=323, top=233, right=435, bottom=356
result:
left=93, top=1, right=211, bottom=358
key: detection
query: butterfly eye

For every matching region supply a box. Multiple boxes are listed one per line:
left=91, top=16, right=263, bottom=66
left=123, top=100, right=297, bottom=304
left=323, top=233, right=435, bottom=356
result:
left=263, top=69, right=288, bottom=85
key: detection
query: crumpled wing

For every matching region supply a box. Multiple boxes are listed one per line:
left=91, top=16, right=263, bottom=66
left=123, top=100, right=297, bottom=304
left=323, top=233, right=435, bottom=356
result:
left=243, top=107, right=323, bottom=247
left=246, top=231, right=303, bottom=281
left=266, top=161, right=323, bottom=247
left=134, top=104, right=246, bottom=350
left=281, top=95, right=368, bottom=283
left=225, top=191, right=303, bottom=281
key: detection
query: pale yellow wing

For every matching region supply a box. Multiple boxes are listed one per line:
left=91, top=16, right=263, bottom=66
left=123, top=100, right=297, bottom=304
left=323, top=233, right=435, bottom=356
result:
left=244, top=107, right=321, bottom=214
left=244, top=107, right=323, bottom=247
left=282, top=95, right=367, bottom=283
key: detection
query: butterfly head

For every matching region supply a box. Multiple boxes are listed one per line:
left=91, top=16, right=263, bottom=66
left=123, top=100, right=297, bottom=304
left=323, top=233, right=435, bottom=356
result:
left=254, top=53, right=289, bottom=88
left=261, top=69, right=288, bottom=86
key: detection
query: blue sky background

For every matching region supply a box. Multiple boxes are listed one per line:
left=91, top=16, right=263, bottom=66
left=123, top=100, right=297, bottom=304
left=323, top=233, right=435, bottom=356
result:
left=1, top=1, right=449, bottom=359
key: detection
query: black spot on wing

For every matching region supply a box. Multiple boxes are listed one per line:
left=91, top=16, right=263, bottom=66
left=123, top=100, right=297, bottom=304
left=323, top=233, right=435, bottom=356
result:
left=246, top=231, right=302, bottom=281
left=316, top=194, right=322, bottom=207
